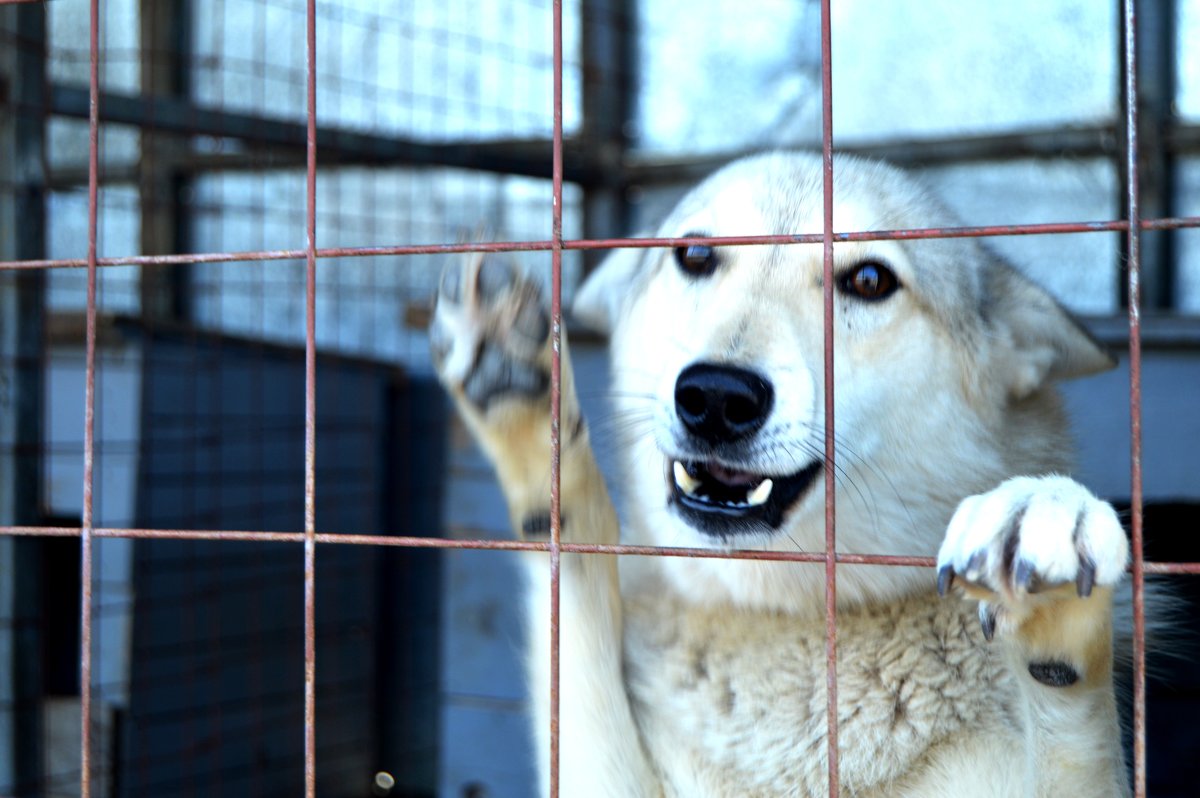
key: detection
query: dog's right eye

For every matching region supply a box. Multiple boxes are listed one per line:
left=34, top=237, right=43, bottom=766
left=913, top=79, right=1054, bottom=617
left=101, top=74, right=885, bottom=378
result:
left=674, top=238, right=719, bottom=277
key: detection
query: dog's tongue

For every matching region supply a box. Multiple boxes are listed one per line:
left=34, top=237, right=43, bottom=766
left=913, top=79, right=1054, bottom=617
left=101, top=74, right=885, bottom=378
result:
left=706, top=463, right=760, bottom=486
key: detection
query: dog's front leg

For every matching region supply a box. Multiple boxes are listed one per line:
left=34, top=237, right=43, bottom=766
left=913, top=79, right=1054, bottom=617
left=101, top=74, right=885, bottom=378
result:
left=936, top=476, right=1131, bottom=797
left=431, top=254, right=661, bottom=798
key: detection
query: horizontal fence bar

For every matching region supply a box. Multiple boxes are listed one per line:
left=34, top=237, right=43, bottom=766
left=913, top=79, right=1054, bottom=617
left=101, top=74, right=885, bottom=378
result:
left=0, top=524, right=1195, bottom=572
left=3, top=216, right=1200, bottom=272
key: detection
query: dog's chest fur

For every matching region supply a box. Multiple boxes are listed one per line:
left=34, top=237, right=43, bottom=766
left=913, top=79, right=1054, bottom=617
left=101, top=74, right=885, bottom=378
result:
left=621, top=578, right=1022, bottom=796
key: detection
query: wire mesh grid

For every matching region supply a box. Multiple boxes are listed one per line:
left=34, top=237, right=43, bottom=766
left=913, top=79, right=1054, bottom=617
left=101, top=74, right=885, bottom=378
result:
left=1, top=0, right=1200, bottom=796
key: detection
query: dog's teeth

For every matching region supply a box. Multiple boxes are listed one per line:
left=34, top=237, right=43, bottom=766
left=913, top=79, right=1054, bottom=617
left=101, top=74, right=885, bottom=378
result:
left=746, top=479, right=773, bottom=506
left=673, top=461, right=701, bottom=495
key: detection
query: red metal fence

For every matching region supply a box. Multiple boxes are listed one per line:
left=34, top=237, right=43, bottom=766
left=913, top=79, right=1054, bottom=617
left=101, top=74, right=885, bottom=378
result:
left=1, top=0, right=1199, bottom=796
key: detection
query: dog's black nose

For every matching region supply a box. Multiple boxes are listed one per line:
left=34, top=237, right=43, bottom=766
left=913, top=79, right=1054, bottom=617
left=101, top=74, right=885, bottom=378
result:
left=674, top=362, right=774, bottom=444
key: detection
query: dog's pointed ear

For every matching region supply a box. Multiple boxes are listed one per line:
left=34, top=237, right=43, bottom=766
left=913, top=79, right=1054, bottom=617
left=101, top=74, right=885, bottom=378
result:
left=987, top=262, right=1116, bottom=398
left=571, top=245, right=647, bottom=335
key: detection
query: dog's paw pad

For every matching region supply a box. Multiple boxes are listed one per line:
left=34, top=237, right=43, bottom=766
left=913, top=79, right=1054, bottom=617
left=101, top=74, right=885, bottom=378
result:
left=463, top=342, right=550, bottom=410
left=1027, top=660, right=1079, bottom=687
left=936, top=476, right=1129, bottom=634
left=430, top=253, right=551, bottom=411
left=476, top=254, right=518, bottom=300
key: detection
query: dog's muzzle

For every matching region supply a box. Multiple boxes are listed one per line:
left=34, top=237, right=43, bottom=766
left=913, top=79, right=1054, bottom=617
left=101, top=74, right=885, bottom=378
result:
left=667, top=361, right=821, bottom=536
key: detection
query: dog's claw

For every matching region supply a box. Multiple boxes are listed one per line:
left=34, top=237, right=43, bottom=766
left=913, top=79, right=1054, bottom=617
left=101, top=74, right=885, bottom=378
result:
left=514, top=290, right=551, bottom=345
left=439, top=261, right=465, bottom=302
left=937, top=565, right=955, bottom=597
left=978, top=603, right=997, bottom=642
left=1013, top=557, right=1036, bottom=593
left=964, top=550, right=987, bottom=582
left=1076, top=555, right=1096, bottom=598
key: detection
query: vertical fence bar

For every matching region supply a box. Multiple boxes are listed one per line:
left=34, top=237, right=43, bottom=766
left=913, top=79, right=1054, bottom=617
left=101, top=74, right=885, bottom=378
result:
left=78, top=0, right=102, bottom=794
left=1121, top=1, right=1147, bottom=795
left=818, top=1, right=839, bottom=795
left=548, top=1, right=565, bottom=795
left=303, top=0, right=318, bottom=795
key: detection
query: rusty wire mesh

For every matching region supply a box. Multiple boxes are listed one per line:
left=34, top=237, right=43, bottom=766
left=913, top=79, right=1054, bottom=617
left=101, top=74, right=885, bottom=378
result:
left=0, top=0, right=1199, bottom=796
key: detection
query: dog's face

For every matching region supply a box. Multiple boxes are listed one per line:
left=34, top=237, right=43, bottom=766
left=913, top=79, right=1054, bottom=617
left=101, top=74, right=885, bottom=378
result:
left=574, top=152, right=1113, bottom=611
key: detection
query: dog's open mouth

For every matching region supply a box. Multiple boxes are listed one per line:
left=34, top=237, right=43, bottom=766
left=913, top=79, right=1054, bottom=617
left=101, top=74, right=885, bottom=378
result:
left=669, top=458, right=822, bottom=534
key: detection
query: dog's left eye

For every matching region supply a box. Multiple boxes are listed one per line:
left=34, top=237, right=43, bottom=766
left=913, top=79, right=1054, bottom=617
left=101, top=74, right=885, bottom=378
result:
left=674, top=241, right=719, bottom=277
left=839, top=261, right=899, bottom=301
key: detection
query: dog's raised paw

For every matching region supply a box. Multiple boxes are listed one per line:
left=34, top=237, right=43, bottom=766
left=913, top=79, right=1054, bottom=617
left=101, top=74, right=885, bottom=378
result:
left=430, top=253, right=551, bottom=412
left=935, top=475, right=1130, bottom=638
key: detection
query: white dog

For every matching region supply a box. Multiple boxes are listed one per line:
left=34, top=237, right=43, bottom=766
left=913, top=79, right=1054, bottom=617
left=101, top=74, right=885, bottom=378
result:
left=430, top=152, right=1132, bottom=796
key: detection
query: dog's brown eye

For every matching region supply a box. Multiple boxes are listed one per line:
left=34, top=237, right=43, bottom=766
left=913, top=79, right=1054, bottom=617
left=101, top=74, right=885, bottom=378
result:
left=839, top=261, right=899, bottom=301
left=674, top=240, right=718, bottom=277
